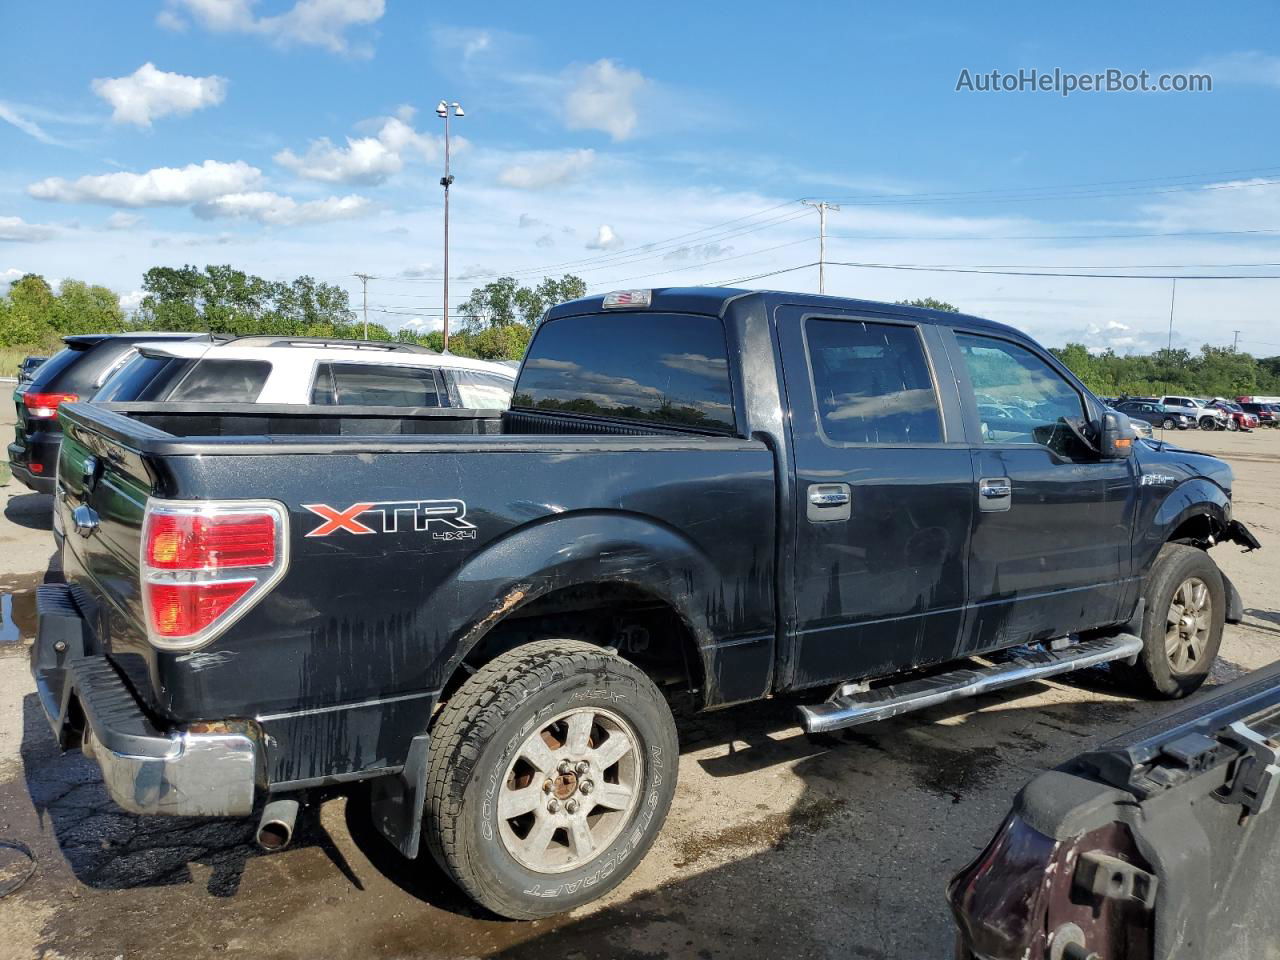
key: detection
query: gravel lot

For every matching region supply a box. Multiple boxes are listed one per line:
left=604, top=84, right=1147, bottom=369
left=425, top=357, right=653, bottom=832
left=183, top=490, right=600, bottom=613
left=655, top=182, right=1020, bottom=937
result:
left=0, top=422, right=1277, bottom=960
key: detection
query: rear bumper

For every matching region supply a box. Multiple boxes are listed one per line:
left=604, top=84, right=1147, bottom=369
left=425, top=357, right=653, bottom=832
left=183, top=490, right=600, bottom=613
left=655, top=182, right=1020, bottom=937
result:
left=31, top=583, right=259, bottom=817
left=6, top=443, right=55, bottom=494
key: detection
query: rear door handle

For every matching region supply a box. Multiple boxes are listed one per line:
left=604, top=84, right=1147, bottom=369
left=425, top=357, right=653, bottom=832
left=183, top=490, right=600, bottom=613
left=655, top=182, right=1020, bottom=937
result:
left=807, top=483, right=851, bottom=522
left=978, top=477, right=1012, bottom=513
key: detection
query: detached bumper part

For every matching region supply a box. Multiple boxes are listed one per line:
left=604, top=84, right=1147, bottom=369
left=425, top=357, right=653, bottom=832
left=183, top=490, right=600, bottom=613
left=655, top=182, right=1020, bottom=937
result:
left=32, top=584, right=259, bottom=817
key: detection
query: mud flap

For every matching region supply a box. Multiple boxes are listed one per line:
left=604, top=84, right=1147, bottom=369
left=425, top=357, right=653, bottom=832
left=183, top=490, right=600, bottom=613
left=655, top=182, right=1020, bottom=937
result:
left=1221, top=572, right=1245, bottom=625
left=369, top=734, right=430, bottom=858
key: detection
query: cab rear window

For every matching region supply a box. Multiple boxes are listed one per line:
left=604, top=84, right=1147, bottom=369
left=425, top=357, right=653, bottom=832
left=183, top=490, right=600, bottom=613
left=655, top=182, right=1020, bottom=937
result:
left=513, top=313, right=735, bottom=432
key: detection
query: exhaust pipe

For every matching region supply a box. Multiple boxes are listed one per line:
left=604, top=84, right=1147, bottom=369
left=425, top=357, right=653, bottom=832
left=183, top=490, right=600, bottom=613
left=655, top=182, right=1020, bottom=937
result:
left=256, top=798, right=299, bottom=851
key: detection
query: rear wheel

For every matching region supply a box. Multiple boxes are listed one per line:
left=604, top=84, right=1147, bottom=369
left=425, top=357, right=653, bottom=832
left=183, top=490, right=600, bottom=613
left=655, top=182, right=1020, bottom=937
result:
left=1116, top=544, right=1224, bottom=699
left=423, top=639, right=678, bottom=919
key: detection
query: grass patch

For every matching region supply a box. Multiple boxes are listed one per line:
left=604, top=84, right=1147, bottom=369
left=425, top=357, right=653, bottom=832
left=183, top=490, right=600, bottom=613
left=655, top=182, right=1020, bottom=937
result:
left=0, top=345, right=49, bottom=379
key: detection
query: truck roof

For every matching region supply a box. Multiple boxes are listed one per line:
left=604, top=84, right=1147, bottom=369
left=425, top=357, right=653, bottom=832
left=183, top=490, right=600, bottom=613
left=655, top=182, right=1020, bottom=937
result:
left=545, top=286, right=1026, bottom=340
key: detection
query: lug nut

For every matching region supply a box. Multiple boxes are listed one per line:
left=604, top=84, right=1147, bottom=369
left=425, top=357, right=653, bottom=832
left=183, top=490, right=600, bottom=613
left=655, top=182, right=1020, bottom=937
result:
left=542, top=779, right=553, bottom=793
left=565, top=798, right=579, bottom=814
left=557, top=760, right=572, bottom=775
left=579, top=779, right=594, bottom=795
left=574, top=760, right=590, bottom=776
left=547, top=799, right=559, bottom=814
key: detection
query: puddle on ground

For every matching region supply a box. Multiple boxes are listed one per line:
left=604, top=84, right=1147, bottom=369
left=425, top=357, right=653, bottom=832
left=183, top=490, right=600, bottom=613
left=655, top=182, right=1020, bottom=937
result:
left=0, top=571, right=45, bottom=652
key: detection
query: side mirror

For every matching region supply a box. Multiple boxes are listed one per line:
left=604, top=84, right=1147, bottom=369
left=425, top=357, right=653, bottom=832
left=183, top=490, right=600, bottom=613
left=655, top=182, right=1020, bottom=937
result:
left=1100, top=410, right=1136, bottom=459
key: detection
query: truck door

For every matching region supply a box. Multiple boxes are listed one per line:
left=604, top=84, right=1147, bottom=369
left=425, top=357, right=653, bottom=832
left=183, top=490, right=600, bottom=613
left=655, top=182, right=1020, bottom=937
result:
left=946, top=329, right=1137, bottom=651
left=776, top=306, right=974, bottom=689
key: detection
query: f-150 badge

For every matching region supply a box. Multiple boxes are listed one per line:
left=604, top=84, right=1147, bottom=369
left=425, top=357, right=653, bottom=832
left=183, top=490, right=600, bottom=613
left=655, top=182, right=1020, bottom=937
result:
left=303, top=499, right=477, bottom=540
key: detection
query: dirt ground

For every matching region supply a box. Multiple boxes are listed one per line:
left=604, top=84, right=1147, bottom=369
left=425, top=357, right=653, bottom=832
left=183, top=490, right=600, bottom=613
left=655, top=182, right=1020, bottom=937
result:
left=0, top=422, right=1277, bottom=960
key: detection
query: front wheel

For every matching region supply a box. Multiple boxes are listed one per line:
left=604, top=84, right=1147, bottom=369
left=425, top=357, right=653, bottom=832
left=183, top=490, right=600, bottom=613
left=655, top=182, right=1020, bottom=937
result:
left=1226, top=418, right=1239, bottom=431
left=1115, top=543, right=1224, bottom=699
left=423, top=639, right=678, bottom=919
left=1161, top=417, right=1176, bottom=430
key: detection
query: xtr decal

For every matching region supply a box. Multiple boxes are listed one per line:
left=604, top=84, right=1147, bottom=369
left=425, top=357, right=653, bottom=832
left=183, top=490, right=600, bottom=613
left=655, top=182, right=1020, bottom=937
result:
left=303, top=499, right=477, bottom=539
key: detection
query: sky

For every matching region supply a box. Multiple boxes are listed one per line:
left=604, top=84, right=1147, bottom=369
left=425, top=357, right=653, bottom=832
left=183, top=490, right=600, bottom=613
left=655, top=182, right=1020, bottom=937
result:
left=2, top=0, right=1279, bottom=354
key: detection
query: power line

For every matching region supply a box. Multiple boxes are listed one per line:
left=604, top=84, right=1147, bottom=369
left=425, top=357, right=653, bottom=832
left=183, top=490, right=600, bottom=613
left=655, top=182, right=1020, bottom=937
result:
left=582, top=236, right=818, bottom=291
left=826, top=227, right=1280, bottom=243
left=825, top=260, right=1280, bottom=280
left=362, top=205, right=812, bottom=284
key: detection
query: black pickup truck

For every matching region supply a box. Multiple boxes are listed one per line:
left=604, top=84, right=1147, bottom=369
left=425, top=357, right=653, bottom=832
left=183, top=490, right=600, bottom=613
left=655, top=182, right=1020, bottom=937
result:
left=33, top=287, right=1259, bottom=918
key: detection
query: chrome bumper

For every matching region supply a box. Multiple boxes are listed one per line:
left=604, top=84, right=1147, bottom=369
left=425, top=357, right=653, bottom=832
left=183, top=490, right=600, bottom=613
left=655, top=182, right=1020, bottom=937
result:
left=80, top=719, right=258, bottom=817
left=32, top=583, right=260, bottom=817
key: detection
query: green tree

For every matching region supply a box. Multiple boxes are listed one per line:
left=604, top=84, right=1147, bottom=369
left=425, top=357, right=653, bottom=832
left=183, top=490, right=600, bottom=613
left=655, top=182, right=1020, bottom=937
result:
left=460, top=274, right=586, bottom=330
left=897, top=297, right=959, bottom=313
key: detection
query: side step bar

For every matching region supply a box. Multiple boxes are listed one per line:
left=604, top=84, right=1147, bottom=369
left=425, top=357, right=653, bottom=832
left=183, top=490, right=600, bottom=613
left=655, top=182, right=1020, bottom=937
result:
left=798, top=633, right=1144, bottom=734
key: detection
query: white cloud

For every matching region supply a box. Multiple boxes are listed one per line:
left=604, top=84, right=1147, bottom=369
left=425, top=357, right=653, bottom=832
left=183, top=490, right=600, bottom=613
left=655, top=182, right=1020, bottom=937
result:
left=565, top=59, right=646, bottom=141
left=585, top=224, right=623, bottom=250
left=2, top=267, right=26, bottom=282
left=275, top=115, right=439, bottom=184
left=92, top=63, right=227, bottom=127
left=497, top=149, right=595, bottom=189
left=0, top=101, right=61, bottom=145
left=28, top=160, right=262, bottom=208
left=399, top=262, right=434, bottom=278
left=193, top=190, right=372, bottom=225
left=159, top=0, right=385, bottom=54
left=1196, top=51, right=1280, bottom=87
left=119, top=289, right=146, bottom=311
left=0, top=216, right=58, bottom=243
left=105, top=212, right=143, bottom=230
left=1140, top=177, right=1280, bottom=231
left=536, top=234, right=554, bottom=248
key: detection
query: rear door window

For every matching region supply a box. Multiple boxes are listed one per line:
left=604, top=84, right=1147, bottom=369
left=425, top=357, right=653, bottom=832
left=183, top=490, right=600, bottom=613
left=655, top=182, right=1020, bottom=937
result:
left=167, top=359, right=271, bottom=402
left=803, top=318, right=943, bottom=444
left=514, top=313, right=735, bottom=432
left=312, top=362, right=443, bottom=406
left=451, top=369, right=515, bottom=408
left=93, top=354, right=193, bottom=402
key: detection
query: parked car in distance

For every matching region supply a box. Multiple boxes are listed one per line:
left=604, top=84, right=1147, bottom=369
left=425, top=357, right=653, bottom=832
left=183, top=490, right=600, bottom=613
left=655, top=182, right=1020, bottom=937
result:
left=950, top=655, right=1280, bottom=960
left=38, top=287, right=1260, bottom=919
left=1158, top=394, right=1229, bottom=430
left=7, top=332, right=205, bottom=494
left=1112, top=399, right=1192, bottom=431
left=1237, top=400, right=1279, bottom=427
left=93, top=336, right=517, bottom=408
left=17, top=355, right=48, bottom=384
left=1207, top=399, right=1258, bottom=432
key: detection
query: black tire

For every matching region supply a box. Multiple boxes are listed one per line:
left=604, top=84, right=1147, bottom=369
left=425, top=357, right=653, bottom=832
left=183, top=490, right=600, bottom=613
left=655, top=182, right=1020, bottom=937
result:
left=1116, top=544, right=1224, bottom=699
left=1161, top=418, right=1176, bottom=430
left=423, top=639, right=678, bottom=919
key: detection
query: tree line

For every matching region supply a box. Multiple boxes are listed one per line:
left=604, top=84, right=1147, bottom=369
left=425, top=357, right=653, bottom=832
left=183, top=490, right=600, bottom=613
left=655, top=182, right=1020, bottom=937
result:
left=3, top=270, right=1277, bottom=395
left=0, top=266, right=586, bottom=362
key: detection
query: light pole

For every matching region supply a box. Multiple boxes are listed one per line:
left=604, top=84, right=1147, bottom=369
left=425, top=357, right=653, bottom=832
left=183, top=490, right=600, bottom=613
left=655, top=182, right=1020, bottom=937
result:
left=437, top=99, right=464, bottom=352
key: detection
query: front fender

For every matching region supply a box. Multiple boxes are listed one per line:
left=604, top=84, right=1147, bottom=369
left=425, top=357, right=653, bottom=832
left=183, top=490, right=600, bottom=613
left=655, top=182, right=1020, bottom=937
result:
left=1136, top=477, right=1231, bottom=574
left=421, top=510, right=768, bottom=705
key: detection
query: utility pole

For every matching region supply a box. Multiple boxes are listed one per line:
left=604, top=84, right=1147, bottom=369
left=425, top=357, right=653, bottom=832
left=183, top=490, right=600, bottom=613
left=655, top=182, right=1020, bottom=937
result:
left=437, top=100, right=465, bottom=352
left=1232, top=329, right=1241, bottom=352
left=802, top=199, right=840, bottom=294
left=354, top=273, right=371, bottom=340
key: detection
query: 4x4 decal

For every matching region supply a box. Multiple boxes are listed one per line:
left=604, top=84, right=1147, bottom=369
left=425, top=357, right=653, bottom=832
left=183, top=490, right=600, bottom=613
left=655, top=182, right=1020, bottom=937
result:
left=303, top=499, right=476, bottom=539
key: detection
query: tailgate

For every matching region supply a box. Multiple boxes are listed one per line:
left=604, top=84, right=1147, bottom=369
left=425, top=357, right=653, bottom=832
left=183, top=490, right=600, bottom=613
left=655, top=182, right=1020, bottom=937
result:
left=55, top=403, right=160, bottom=664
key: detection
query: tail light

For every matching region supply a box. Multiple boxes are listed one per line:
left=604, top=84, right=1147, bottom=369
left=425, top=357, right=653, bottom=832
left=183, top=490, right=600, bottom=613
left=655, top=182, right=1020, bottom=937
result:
left=23, top=392, right=79, bottom=419
left=141, top=499, right=289, bottom=650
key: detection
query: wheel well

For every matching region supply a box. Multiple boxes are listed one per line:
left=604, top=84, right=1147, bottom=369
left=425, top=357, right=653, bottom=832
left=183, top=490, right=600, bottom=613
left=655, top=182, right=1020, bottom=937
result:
left=440, top=582, right=705, bottom=709
left=1167, top=511, right=1224, bottom=549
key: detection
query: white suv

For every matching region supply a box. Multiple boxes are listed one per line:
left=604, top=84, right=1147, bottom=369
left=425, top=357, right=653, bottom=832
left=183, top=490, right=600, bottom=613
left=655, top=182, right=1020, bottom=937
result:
left=1159, top=395, right=1228, bottom=430
left=94, top=337, right=517, bottom=409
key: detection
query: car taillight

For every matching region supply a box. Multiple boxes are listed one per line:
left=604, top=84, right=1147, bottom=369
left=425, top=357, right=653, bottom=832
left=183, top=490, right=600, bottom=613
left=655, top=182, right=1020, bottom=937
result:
left=141, top=500, right=289, bottom=649
left=23, top=392, right=79, bottom=419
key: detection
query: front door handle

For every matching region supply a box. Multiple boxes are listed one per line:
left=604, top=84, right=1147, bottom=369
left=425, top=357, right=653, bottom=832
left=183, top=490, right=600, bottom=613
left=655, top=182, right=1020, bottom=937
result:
left=978, top=477, right=1012, bottom=512
left=807, top=483, right=851, bottom=522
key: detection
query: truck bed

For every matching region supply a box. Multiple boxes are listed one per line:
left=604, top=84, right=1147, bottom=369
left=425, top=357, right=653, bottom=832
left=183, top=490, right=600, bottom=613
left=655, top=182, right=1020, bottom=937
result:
left=53, top=401, right=778, bottom=791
